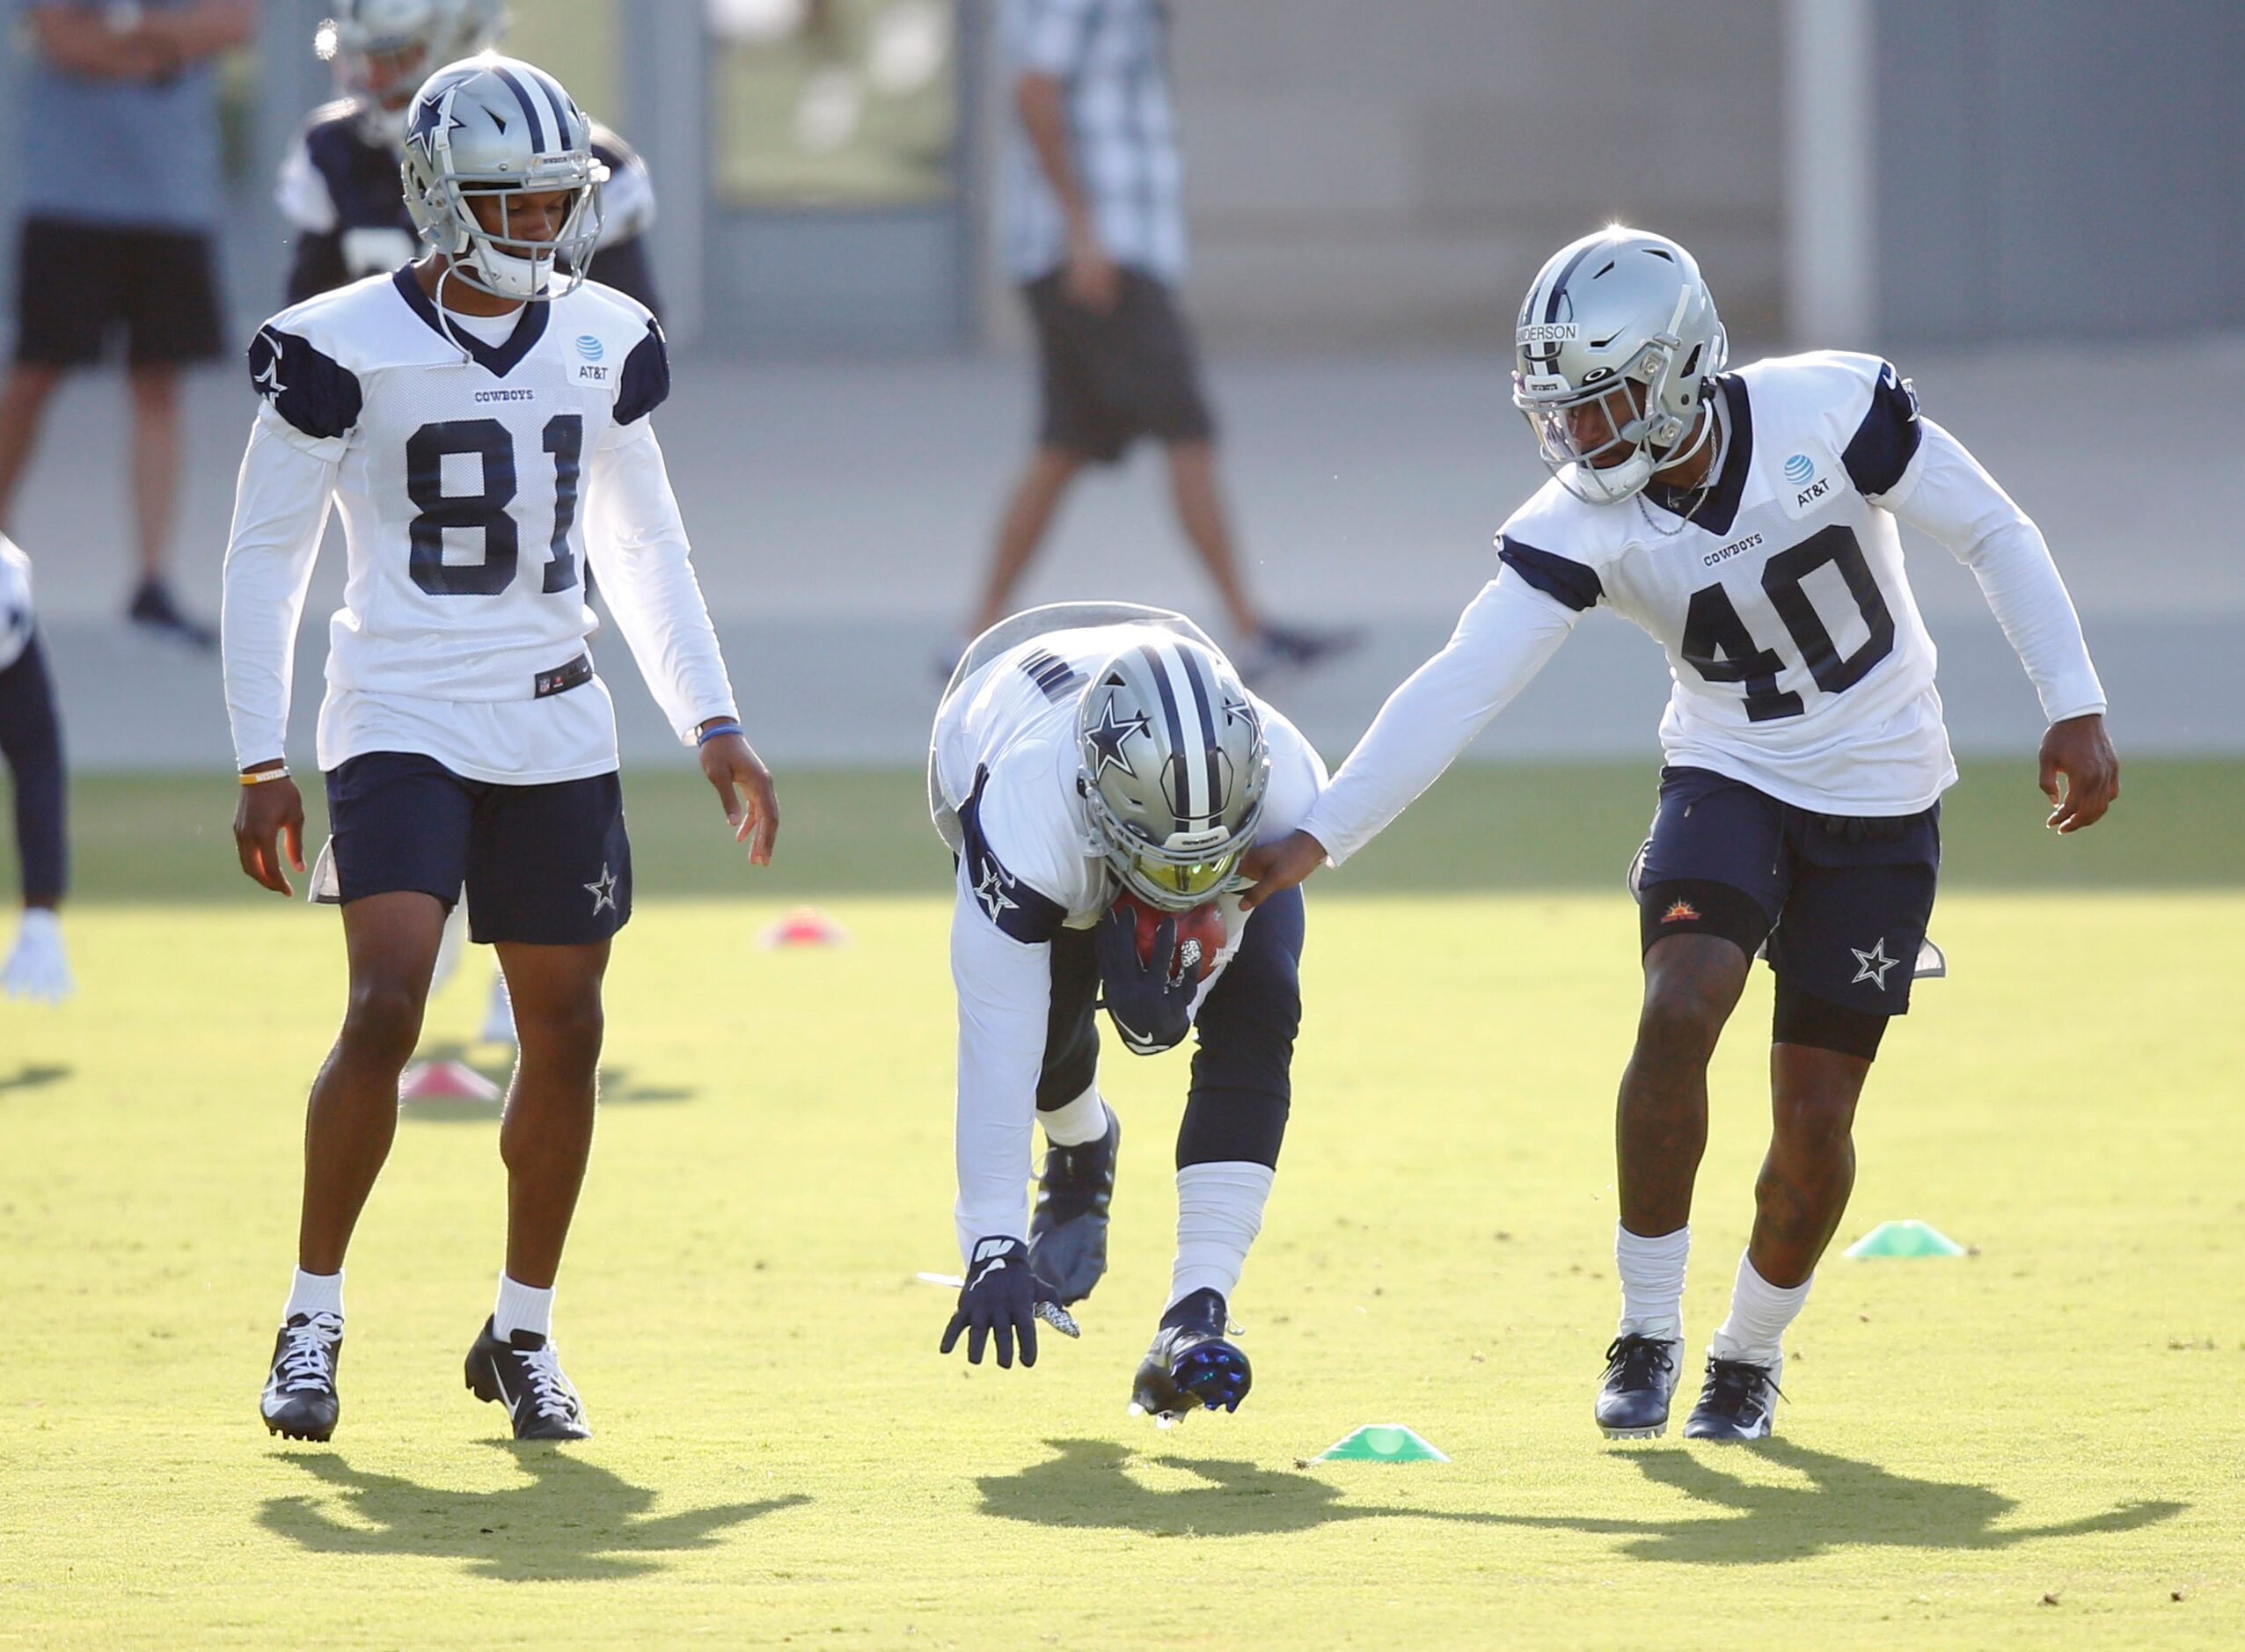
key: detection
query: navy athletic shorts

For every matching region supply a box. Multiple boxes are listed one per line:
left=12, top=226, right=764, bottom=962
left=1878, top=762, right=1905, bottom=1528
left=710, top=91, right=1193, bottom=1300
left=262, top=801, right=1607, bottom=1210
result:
left=323, top=751, right=631, bottom=947
left=1634, top=765, right=1939, bottom=1020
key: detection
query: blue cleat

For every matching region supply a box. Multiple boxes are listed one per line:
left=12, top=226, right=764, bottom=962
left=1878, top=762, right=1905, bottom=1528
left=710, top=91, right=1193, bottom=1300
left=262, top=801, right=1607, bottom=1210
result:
left=1129, top=1288, right=1251, bottom=1425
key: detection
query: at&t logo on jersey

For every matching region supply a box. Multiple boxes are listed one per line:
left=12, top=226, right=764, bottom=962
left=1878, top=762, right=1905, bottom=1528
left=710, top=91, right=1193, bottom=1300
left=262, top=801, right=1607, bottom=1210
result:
left=574, top=334, right=605, bottom=361
left=1781, top=451, right=1836, bottom=515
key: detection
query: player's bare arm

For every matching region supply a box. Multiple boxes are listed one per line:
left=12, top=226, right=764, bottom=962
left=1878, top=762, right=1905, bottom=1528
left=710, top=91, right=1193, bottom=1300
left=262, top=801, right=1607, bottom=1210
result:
left=1239, top=828, right=1328, bottom=910
left=232, top=762, right=306, bottom=895
left=697, top=718, right=779, bottom=865
left=1017, top=70, right=1117, bottom=313
left=2039, top=711, right=2119, bottom=833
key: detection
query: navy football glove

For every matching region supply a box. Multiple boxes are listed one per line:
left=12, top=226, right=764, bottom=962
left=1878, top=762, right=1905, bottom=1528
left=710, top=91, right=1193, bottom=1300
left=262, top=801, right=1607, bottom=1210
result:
left=940, top=1237, right=1080, bottom=1368
left=1094, top=904, right=1195, bottom=1056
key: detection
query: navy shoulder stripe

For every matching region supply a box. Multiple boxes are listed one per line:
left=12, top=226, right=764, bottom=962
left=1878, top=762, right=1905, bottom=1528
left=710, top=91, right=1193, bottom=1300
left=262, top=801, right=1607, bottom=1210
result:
left=1842, top=361, right=1923, bottom=497
left=957, top=769, right=1065, bottom=945
left=614, top=318, right=670, bottom=425
left=248, top=325, right=362, bottom=441
left=1498, top=537, right=1603, bottom=612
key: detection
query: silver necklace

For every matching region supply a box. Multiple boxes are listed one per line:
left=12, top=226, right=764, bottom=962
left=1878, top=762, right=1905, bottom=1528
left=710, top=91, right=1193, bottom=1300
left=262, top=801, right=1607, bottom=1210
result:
left=1633, top=397, right=1729, bottom=539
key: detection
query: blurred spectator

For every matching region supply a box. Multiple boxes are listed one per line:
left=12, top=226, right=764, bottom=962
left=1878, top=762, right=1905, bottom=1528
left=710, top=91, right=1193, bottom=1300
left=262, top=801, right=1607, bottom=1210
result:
left=0, top=1, right=255, bottom=651
left=968, top=0, right=1354, bottom=682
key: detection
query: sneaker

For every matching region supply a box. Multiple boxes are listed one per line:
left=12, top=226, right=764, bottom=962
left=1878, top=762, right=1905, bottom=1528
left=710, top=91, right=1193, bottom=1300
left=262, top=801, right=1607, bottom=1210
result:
left=1681, top=1352, right=1784, bottom=1441
left=127, top=580, right=217, bottom=653
left=1595, top=1332, right=1683, bottom=1439
left=260, top=1311, right=344, bottom=1441
left=1128, top=1287, right=1251, bottom=1426
left=464, top=1318, right=591, bottom=1441
left=1232, top=621, right=1361, bottom=685
left=1028, top=1104, right=1119, bottom=1305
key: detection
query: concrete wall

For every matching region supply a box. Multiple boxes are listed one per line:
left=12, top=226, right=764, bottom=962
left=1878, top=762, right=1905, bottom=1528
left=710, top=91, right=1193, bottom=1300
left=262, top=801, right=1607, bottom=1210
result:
left=1874, top=0, right=2245, bottom=343
left=976, top=0, right=1790, bottom=350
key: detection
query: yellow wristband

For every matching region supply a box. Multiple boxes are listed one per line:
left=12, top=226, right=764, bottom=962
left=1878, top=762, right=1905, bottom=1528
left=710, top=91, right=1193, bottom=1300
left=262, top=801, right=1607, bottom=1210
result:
left=239, top=767, right=292, bottom=786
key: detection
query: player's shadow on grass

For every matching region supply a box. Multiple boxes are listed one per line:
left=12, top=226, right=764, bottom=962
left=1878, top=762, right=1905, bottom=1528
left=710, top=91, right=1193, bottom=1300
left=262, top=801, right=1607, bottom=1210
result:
left=0, top=1062, right=70, bottom=1093
left=1599, top=1438, right=2183, bottom=1566
left=978, top=1437, right=2182, bottom=1561
left=258, top=1444, right=807, bottom=1580
left=979, top=1437, right=1517, bottom=1539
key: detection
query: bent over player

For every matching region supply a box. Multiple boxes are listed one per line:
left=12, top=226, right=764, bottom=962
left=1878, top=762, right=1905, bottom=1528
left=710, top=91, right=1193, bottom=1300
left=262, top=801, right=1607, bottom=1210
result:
left=223, top=56, right=776, bottom=1444
left=931, top=604, right=1325, bottom=1422
left=278, top=1, right=662, bottom=313
left=1244, top=228, right=2117, bottom=1441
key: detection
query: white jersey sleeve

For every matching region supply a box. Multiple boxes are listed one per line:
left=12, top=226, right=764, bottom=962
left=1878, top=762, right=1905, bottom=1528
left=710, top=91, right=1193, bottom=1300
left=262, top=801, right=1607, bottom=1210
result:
left=582, top=417, right=738, bottom=742
left=1879, top=418, right=2105, bottom=724
left=1298, top=574, right=1577, bottom=866
left=274, top=135, right=338, bottom=234
left=220, top=405, right=344, bottom=769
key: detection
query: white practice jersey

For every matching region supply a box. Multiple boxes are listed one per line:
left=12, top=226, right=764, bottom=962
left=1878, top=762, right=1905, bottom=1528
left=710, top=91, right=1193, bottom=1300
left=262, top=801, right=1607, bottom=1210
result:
left=222, top=269, right=736, bottom=783
left=1301, top=352, right=2106, bottom=861
left=931, top=618, right=1327, bottom=1256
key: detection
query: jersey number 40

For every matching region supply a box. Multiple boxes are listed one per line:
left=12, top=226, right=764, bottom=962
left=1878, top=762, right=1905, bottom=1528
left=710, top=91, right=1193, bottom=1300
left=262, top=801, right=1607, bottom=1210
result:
left=406, top=416, right=584, bottom=598
left=1679, top=525, right=1897, bottom=721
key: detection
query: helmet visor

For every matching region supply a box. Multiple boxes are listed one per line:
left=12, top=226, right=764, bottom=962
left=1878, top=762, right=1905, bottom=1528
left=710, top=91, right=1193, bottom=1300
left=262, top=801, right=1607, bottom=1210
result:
left=1512, top=370, right=1650, bottom=476
left=1129, top=842, right=1249, bottom=907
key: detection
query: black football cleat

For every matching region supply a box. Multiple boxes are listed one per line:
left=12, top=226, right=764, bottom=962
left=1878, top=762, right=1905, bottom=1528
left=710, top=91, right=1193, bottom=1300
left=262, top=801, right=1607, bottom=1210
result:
left=1029, top=1105, right=1120, bottom=1305
left=1129, top=1288, right=1251, bottom=1426
left=1595, top=1332, right=1683, bottom=1439
left=464, top=1319, right=592, bottom=1441
left=1681, top=1353, right=1784, bottom=1441
left=260, top=1312, right=344, bottom=1442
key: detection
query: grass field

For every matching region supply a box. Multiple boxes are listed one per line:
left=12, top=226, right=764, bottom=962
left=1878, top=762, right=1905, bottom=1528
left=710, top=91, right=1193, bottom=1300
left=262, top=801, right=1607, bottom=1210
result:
left=2, top=764, right=2241, bottom=1647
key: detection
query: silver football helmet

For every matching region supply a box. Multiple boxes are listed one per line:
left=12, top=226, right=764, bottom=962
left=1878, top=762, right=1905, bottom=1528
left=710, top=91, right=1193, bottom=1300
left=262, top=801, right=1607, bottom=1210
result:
left=1512, top=226, right=1728, bottom=507
left=318, top=0, right=502, bottom=145
left=401, top=55, right=605, bottom=302
left=1078, top=637, right=1269, bottom=911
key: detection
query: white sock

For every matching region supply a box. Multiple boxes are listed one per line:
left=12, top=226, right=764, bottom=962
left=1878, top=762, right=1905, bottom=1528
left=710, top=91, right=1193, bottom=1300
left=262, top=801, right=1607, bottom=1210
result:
left=1710, top=1252, right=1810, bottom=1363
left=493, top=1273, right=554, bottom=1341
left=1167, top=1161, right=1275, bottom=1308
left=284, top=1268, right=343, bottom=1323
left=1039, top=1084, right=1109, bottom=1148
left=1614, top=1223, right=1689, bottom=1341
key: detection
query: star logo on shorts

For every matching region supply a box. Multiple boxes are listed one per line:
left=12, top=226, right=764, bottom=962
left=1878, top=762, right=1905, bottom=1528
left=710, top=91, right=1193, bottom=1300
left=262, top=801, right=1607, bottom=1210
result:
left=1084, top=694, right=1149, bottom=780
left=974, top=858, right=1020, bottom=924
left=1850, top=938, right=1897, bottom=989
left=584, top=864, right=619, bottom=917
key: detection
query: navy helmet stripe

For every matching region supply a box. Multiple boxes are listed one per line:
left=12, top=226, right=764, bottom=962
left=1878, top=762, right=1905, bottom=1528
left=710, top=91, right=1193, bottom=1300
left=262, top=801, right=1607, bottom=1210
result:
left=487, top=64, right=549, bottom=152
left=1174, top=644, right=1223, bottom=818
left=524, top=65, right=576, bottom=150
left=1137, top=643, right=1193, bottom=827
left=1541, top=234, right=1609, bottom=326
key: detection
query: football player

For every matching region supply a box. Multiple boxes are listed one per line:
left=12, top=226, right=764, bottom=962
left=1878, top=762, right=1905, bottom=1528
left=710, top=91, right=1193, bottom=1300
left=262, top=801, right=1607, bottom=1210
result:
left=931, top=603, right=1327, bottom=1422
left=225, top=57, right=777, bottom=1444
left=1242, top=228, right=2118, bottom=1441
left=0, top=534, right=70, bottom=1005
left=277, top=0, right=662, bottom=314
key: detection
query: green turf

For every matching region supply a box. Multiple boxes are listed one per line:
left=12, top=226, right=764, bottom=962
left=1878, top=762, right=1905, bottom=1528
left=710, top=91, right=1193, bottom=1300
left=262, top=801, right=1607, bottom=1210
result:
left=55, top=757, right=2245, bottom=902
left=2, top=889, right=2239, bottom=1646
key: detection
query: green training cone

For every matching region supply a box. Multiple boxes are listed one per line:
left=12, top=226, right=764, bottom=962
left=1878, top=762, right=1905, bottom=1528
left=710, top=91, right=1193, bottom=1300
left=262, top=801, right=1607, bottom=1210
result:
left=1844, top=1219, right=1967, bottom=1259
left=1315, top=1424, right=1450, bottom=1463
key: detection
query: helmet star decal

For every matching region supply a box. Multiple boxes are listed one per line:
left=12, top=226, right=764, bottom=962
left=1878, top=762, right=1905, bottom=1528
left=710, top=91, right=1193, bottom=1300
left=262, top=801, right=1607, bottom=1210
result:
left=1222, top=692, right=1257, bottom=731
left=406, top=92, right=464, bottom=156
left=1085, top=693, right=1151, bottom=780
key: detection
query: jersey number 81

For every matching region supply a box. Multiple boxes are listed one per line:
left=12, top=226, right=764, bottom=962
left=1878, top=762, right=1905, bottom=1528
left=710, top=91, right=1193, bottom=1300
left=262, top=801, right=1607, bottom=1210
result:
left=406, top=416, right=583, bottom=598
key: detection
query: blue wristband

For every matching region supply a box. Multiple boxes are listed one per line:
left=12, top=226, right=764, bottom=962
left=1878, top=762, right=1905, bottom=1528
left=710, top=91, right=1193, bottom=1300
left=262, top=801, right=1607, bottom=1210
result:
left=696, top=719, right=744, bottom=747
